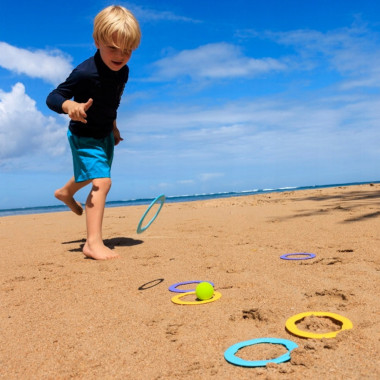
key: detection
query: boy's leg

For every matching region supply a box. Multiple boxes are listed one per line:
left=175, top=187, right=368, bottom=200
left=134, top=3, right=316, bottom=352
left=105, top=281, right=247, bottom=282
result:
left=83, top=177, right=119, bottom=260
left=55, top=176, right=91, bottom=215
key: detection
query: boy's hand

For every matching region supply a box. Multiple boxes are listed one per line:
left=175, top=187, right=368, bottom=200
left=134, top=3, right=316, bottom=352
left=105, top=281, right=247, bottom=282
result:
left=113, top=125, right=124, bottom=145
left=62, top=98, right=93, bottom=123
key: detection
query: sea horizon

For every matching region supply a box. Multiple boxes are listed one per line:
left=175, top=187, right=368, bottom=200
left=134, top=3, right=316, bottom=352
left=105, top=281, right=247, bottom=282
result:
left=0, top=180, right=378, bottom=218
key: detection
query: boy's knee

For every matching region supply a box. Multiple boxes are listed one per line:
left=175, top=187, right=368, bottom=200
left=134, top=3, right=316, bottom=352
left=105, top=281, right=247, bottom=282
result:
left=93, top=178, right=112, bottom=192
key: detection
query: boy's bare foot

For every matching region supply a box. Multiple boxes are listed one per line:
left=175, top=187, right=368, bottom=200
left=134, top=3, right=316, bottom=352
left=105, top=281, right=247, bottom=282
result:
left=83, top=241, right=120, bottom=260
left=54, top=189, right=83, bottom=215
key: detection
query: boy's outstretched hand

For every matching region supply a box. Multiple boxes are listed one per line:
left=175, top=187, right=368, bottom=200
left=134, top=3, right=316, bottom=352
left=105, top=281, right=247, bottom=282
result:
left=62, top=98, right=93, bottom=123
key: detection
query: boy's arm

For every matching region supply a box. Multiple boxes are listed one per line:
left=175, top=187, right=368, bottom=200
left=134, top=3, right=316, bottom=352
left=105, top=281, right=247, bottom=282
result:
left=113, top=120, right=124, bottom=145
left=46, top=69, right=78, bottom=114
left=46, top=67, right=86, bottom=116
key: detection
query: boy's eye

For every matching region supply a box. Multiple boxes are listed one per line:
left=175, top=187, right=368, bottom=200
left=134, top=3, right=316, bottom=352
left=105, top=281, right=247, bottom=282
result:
left=106, top=45, right=131, bottom=56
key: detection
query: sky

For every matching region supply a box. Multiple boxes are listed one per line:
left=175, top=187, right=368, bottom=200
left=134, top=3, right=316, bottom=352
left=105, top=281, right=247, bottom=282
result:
left=1, top=0, right=380, bottom=209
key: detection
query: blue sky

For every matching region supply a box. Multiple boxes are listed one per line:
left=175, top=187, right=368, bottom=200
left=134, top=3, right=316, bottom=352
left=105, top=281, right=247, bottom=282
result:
left=1, top=0, right=379, bottom=209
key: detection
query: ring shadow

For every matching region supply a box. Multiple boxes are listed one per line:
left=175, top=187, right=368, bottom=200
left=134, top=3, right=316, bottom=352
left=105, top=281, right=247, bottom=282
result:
left=62, top=237, right=143, bottom=252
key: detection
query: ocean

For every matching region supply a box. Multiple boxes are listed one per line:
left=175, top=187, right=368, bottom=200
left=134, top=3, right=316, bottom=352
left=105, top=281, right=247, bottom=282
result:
left=0, top=181, right=378, bottom=217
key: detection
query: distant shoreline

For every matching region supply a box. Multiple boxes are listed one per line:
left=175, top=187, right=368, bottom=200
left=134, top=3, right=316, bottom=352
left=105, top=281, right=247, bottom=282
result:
left=1, top=180, right=378, bottom=217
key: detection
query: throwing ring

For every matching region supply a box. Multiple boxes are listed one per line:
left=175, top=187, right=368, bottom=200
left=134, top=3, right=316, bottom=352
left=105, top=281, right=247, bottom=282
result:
left=285, top=311, right=353, bottom=339
left=171, top=291, right=222, bottom=305
left=280, top=253, right=316, bottom=260
left=224, top=337, right=298, bottom=367
left=169, top=280, right=215, bottom=293
left=137, top=194, right=165, bottom=234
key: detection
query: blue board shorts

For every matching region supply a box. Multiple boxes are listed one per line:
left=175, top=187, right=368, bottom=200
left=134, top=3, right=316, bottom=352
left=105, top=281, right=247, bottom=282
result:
left=67, top=130, right=115, bottom=182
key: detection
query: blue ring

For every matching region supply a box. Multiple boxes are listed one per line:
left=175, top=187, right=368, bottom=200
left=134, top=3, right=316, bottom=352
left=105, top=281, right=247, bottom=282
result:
left=224, top=337, right=298, bottom=367
left=168, top=280, right=215, bottom=293
left=137, top=194, right=165, bottom=234
left=280, top=253, right=316, bottom=260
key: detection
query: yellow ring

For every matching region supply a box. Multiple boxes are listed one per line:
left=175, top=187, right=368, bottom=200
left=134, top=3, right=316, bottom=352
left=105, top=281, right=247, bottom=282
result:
left=171, top=291, right=222, bottom=305
left=285, top=311, right=353, bottom=339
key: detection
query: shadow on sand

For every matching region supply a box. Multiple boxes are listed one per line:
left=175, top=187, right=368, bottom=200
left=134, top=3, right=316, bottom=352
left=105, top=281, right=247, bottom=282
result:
left=277, top=187, right=380, bottom=223
left=62, top=237, right=143, bottom=252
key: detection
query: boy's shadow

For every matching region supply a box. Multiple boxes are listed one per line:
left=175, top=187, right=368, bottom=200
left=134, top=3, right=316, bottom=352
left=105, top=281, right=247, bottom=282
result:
left=62, top=237, right=143, bottom=252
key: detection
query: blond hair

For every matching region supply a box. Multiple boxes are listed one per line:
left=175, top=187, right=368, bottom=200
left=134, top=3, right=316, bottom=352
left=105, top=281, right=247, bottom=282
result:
left=93, top=5, right=141, bottom=51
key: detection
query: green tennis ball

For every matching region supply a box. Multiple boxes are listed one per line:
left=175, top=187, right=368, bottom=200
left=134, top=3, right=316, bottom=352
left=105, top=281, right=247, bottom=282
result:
left=196, top=282, right=214, bottom=300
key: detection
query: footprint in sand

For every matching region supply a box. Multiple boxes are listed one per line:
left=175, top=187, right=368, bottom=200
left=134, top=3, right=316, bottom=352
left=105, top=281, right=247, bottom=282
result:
left=165, top=323, right=183, bottom=342
left=304, top=288, right=353, bottom=310
left=229, top=308, right=275, bottom=323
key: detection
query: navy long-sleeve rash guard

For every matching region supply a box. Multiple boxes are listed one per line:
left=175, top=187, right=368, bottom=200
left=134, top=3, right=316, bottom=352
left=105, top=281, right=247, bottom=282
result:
left=46, top=50, right=128, bottom=139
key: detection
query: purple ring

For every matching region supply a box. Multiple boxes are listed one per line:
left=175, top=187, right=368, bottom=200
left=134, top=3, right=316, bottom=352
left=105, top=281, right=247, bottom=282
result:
left=168, top=280, right=215, bottom=293
left=280, top=253, right=316, bottom=260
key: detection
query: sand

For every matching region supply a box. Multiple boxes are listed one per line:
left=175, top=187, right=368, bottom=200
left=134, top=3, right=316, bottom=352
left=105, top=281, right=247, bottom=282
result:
left=0, top=183, right=379, bottom=379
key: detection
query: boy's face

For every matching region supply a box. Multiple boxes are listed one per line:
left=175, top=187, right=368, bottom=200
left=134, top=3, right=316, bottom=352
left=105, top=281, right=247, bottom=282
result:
left=95, top=37, right=132, bottom=71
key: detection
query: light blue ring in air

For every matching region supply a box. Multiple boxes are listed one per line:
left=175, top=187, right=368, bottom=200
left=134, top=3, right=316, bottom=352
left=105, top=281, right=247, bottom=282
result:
left=224, top=337, right=298, bottom=367
left=137, top=194, right=166, bottom=234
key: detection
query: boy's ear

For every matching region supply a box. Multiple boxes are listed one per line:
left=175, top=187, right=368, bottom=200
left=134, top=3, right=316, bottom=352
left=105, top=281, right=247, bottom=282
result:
left=94, top=39, right=100, bottom=49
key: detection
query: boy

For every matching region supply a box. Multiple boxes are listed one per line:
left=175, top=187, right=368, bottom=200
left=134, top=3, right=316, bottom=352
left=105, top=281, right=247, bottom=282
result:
left=46, top=5, right=141, bottom=260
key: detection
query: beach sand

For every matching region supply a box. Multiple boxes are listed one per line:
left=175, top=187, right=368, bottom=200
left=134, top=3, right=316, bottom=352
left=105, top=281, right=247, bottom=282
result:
left=1, top=183, right=379, bottom=379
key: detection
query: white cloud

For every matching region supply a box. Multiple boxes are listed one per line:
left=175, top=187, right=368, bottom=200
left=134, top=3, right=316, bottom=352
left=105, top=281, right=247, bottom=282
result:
left=265, top=25, right=380, bottom=88
left=200, top=173, right=224, bottom=181
left=236, top=23, right=380, bottom=90
left=0, top=83, right=67, bottom=161
left=120, top=91, right=380, bottom=168
left=151, top=43, right=287, bottom=81
left=0, top=42, right=72, bottom=85
left=178, top=179, right=195, bottom=185
left=124, top=3, right=201, bottom=23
